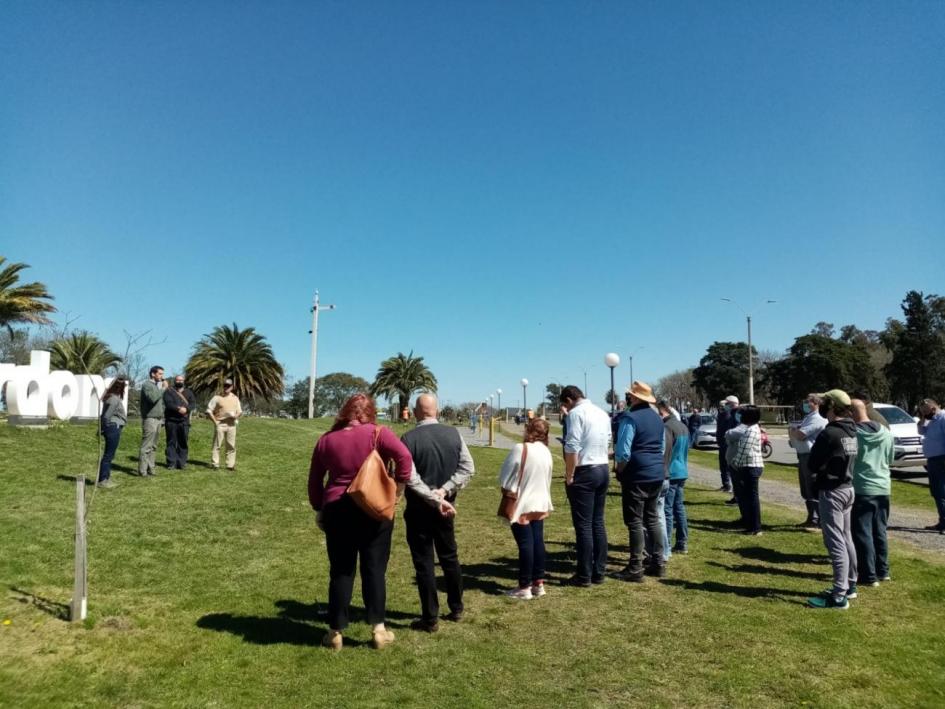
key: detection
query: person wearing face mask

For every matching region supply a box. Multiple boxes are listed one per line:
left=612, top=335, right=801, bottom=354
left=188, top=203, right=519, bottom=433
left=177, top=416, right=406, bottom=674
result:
left=163, top=375, right=197, bottom=470
left=207, top=378, right=242, bottom=471
left=715, top=395, right=740, bottom=496
left=917, top=399, right=945, bottom=533
left=789, top=394, right=828, bottom=529
left=806, top=389, right=859, bottom=610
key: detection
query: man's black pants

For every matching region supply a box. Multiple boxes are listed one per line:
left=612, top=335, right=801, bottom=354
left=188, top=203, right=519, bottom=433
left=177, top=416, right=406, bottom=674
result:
left=165, top=419, right=190, bottom=469
left=404, top=500, right=464, bottom=622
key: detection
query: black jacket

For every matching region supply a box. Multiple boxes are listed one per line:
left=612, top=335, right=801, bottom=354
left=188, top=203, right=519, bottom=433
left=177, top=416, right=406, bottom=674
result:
left=163, top=387, right=197, bottom=423
left=808, top=418, right=857, bottom=491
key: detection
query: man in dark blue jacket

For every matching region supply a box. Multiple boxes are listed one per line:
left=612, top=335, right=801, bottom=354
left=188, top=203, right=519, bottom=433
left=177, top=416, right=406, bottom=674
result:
left=716, top=396, right=739, bottom=495
left=614, top=380, right=666, bottom=582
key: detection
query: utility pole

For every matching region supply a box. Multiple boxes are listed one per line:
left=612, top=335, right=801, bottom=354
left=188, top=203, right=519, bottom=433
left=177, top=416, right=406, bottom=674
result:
left=747, top=314, right=754, bottom=405
left=308, top=290, right=336, bottom=419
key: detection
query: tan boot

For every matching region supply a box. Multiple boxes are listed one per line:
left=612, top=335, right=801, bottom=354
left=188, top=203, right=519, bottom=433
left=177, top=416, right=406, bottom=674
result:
left=371, top=628, right=395, bottom=649
left=321, top=630, right=342, bottom=651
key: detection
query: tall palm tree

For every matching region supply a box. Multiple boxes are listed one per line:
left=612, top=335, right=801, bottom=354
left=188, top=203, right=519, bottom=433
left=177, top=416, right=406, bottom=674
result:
left=50, top=331, right=122, bottom=374
left=369, top=351, right=438, bottom=415
left=184, top=323, right=284, bottom=404
left=0, top=256, right=57, bottom=335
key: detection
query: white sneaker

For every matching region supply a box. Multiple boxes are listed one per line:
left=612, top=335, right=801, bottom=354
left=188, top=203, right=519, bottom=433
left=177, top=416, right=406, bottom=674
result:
left=506, top=586, right=533, bottom=600
left=531, top=583, right=546, bottom=598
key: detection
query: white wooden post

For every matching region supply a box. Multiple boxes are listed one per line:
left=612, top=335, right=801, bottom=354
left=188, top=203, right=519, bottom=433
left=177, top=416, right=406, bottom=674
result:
left=71, top=476, right=87, bottom=622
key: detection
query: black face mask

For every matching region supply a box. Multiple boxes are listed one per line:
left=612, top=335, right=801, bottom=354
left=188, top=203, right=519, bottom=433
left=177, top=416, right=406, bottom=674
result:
left=175, top=382, right=184, bottom=389
left=818, top=405, right=829, bottom=418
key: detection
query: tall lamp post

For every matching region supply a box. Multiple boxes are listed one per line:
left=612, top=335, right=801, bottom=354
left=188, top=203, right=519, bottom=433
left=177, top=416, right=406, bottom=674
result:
left=627, top=346, right=645, bottom=385
left=604, top=352, right=620, bottom=414
left=496, top=388, right=502, bottom=420
left=308, top=290, right=336, bottom=419
left=521, top=378, right=529, bottom=415
left=721, top=298, right=776, bottom=405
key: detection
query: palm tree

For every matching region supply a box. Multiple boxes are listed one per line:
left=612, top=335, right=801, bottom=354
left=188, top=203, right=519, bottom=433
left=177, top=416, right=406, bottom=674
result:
left=184, top=323, right=285, bottom=404
left=0, top=256, right=56, bottom=335
left=50, top=331, right=122, bottom=374
left=369, top=351, right=438, bottom=415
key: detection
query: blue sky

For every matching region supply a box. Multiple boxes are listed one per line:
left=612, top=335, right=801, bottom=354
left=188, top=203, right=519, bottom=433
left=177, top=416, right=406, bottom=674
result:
left=2, top=1, right=943, bottom=408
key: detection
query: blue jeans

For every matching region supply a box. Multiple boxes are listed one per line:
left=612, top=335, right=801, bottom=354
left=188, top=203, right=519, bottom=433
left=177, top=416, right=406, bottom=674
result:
left=718, top=444, right=731, bottom=488
left=98, top=424, right=123, bottom=482
left=927, top=456, right=945, bottom=526
left=511, top=520, right=546, bottom=588
left=566, top=464, right=609, bottom=581
left=852, top=495, right=889, bottom=583
left=645, top=479, right=670, bottom=562
left=665, top=480, right=689, bottom=551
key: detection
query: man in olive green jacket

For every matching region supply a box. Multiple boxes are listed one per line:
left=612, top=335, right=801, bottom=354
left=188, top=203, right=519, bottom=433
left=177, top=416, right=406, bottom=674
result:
left=138, top=365, right=166, bottom=476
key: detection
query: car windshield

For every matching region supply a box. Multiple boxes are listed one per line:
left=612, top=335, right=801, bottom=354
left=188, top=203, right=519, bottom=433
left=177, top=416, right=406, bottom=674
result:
left=700, top=415, right=716, bottom=425
left=875, top=406, right=914, bottom=425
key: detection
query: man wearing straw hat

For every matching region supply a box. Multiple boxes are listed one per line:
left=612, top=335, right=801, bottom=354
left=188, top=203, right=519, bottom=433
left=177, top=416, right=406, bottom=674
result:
left=614, top=381, right=667, bottom=582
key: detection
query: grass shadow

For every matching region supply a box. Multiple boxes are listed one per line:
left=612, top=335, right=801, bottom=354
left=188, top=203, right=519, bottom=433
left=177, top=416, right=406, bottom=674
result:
left=706, top=561, right=827, bottom=582
left=55, top=474, right=94, bottom=486
left=9, top=587, right=70, bottom=620
left=462, top=552, right=578, bottom=594
left=661, top=578, right=811, bottom=601
left=726, top=545, right=828, bottom=565
left=888, top=525, right=942, bottom=534
left=273, top=599, right=416, bottom=628
left=196, top=612, right=332, bottom=646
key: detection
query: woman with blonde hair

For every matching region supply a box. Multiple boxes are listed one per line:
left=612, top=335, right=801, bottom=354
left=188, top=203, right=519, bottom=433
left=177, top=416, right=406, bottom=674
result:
left=499, top=418, right=554, bottom=599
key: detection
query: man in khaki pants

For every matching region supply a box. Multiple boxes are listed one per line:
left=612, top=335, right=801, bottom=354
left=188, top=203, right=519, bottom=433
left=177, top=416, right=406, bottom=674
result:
left=207, top=378, right=242, bottom=470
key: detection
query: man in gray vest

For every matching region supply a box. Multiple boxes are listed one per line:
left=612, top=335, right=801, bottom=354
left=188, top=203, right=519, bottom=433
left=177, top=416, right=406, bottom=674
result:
left=401, top=394, right=475, bottom=632
left=138, top=365, right=166, bottom=476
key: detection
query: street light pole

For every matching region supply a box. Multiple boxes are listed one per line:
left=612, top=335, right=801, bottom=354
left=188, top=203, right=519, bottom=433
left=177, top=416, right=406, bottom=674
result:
left=496, top=388, right=502, bottom=420
left=722, top=298, right=775, bottom=406
left=521, top=378, right=528, bottom=415
left=308, top=290, right=336, bottom=419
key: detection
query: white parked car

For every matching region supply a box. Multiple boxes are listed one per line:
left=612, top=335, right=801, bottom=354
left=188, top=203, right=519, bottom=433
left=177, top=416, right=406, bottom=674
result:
left=690, top=414, right=718, bottom=449
left=873, top=403, right=926, bottom=469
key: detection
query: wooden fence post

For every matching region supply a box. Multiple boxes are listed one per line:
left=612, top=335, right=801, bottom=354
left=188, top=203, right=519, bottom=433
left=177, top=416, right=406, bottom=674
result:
left=71, top=476, right=87, bottom=622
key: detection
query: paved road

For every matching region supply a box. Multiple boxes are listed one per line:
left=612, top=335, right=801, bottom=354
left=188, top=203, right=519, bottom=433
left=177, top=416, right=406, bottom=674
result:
left=460, top=423, right=945, bottom=556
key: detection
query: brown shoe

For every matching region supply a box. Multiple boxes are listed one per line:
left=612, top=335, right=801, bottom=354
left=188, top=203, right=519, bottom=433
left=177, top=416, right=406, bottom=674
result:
left=321, top=630, right=342, bottom=651
left=371, top=628, right=395, bottom=649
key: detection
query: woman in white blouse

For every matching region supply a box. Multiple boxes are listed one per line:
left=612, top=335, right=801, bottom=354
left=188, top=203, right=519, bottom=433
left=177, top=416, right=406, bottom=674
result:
left=499, top=418, right=555, bottom=599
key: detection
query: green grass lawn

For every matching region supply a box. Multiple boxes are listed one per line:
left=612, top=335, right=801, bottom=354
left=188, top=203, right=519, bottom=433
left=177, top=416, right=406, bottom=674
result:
left=688, top=448, right=936, bottom=512
left=2, top=419, right=944, bottom=708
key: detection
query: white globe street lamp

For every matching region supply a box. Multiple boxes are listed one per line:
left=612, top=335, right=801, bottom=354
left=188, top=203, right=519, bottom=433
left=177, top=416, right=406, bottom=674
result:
left=604, top=353, right=621, bottom=414
left=496, top=388, right=502, bottom=418
left=520, top=378, right=529, bottom=415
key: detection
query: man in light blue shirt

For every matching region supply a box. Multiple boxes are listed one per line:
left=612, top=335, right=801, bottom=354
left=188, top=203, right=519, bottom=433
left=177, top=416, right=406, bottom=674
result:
left=919, top=399, right=945, bottom=532
left=561, top=385, right=612, bottom=586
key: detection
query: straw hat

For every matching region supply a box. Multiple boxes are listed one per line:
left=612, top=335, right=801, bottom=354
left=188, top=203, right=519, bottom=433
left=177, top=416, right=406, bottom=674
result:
left=626, top=380, right=656, bottom=404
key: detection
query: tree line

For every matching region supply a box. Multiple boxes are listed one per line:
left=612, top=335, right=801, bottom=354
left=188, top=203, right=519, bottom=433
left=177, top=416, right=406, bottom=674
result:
left=656, top=290, right=945, bottom=412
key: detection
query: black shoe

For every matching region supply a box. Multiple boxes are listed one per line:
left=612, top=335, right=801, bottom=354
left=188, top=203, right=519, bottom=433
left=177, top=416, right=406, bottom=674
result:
left=410, top=618, right=439, bottom=633
left=672, top=546, right=688, bottom=554
left=717, top=485, right=733, bottom=493
left=563, top=575, right=592, bottom=588
left=724, top=497, right=739, bottom=506
left=441, top=610, right=464, bottom=623
left=645, top=565, right=666, bottom=578
left=591, top=576, right=606, bottom=585
left=614, top=566, right=645, bottom=582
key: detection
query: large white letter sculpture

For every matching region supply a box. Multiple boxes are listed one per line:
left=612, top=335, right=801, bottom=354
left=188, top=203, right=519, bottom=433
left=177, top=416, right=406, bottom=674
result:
left=0, top=350, right=127, bottom=427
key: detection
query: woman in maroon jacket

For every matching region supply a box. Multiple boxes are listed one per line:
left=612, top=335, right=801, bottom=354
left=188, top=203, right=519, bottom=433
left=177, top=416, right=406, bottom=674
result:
left=308, top=393, right=414, bottom=650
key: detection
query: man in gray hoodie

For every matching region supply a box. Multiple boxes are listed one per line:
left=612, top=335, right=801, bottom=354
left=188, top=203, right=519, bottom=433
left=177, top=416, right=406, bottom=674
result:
left=806, top=389, right=858, bottom=610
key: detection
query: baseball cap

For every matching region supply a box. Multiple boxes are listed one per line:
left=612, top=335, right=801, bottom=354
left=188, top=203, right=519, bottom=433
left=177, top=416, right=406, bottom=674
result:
left=224, top=378, right=234, bottom=387
left=724, top=395, right=740, bottom=405
left=819, top=389, right=851, bottom=408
